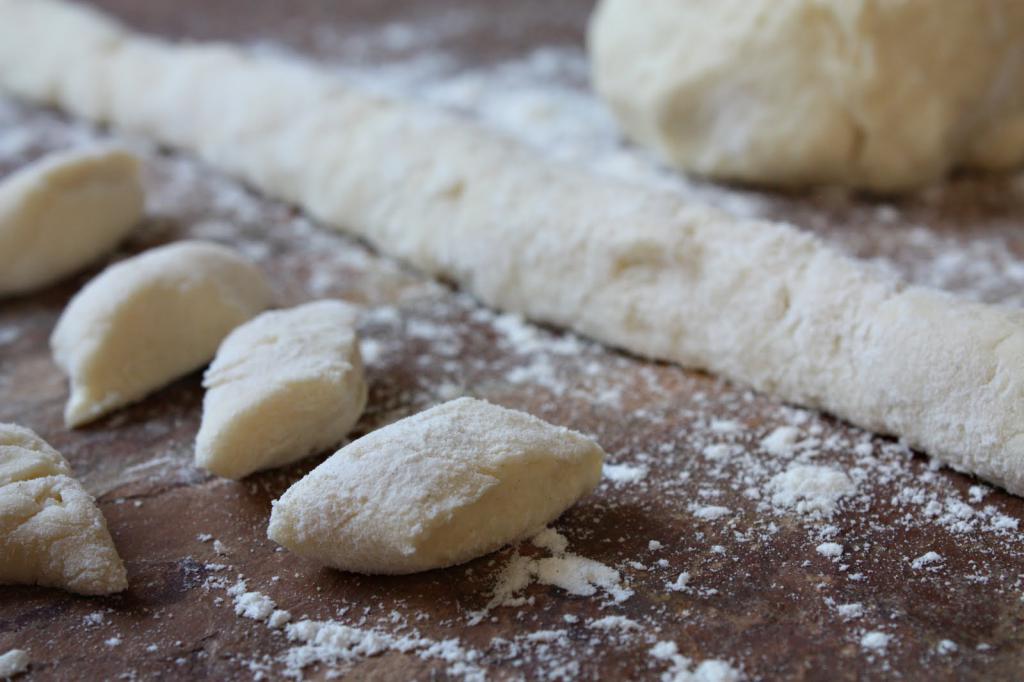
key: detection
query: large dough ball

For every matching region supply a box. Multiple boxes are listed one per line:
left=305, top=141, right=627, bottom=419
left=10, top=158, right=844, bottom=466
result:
left=588, top=0, right=1024, bottom=192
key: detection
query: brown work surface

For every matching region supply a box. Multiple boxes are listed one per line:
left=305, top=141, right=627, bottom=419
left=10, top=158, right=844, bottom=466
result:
left=3, top=1, right=1024, bottom=680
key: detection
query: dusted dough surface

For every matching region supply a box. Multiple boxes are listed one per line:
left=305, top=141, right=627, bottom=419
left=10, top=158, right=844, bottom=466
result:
left=0, top=146, right=143, bottom=296
left=0, top=422, right=72, bottom=486
left=51, top=240, right=274, bottom=427
left=267, top=398, right=605, bottom=574
left=196, top=300, right=367, bottom=479
left=0, top=423, right=126, bottom=595
left=588, top=0, right=1024, bottom=192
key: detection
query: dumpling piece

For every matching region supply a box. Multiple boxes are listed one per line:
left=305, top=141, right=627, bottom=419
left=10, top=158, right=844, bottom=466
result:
left=0, top=423, right=127, bottom=595
left=0, top=649, right=30, bottom=679
left=0, top=147, right=144, bottom=296
left=195, top=299, right=367, bottom=479
left=51, top=240, right=274, bottom=427
left=267, top=397, right=605, bottom=574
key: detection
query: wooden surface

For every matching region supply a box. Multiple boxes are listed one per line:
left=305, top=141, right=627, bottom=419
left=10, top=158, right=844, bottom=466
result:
left=3, top=1, right=1024, bottom=680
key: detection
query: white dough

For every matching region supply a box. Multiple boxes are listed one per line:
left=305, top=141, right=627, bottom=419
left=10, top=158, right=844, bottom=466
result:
left=0, top=649, right=29, bottom=678
left=588, top=0, right=1024, bottom=192
left=51, top=240, right=274, bottom=427
left=267, top=398, right=605, bottom=574
left=0, top=420, right=72, bottom=486
left=0, top=146, right=143, bottom=296
left=8, top=1, right=1024, bottom=495
left=0, top=423, right=127, bottom=595
left=196, top=300, right=367, bottom=479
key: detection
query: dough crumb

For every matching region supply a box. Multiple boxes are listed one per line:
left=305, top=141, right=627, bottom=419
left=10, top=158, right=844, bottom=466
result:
left=860, top=631, right=892, bottom=652
left=760, top=427, right=801, bottom=457
left=768, top=465, right=856, bottom=519
left=816, top=542, right=844, bottom=559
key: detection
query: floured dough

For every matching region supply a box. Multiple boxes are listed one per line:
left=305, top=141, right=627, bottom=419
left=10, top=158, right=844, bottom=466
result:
left=588, top=0, right=1024, bottom=192
left=267, top=398, right=605, bottom=574
left=8, top=1, right=1024, bottom=496
left=196, top=300, right=367, bottom=479
left=0, top=649, right=29, bottom=678
left=0, top=423, right=127, bottom=595
left=0, top=421, right=72, bottom=485
left=51, top=240, right=274, bottom=427
left=0, top=146, right=143, bottom=296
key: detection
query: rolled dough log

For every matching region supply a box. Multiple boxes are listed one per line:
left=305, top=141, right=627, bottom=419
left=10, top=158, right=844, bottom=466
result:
left=0, top=423, right=127, bottom=595
left=267, top=398, right=605, bottom=574
left=52, top=240, right=274, bottom=427
left=3, top=1, right=1024, bottom=494
left=196, top=300, right=367, bottom=480
left=0, top=146, right=144, bottom=297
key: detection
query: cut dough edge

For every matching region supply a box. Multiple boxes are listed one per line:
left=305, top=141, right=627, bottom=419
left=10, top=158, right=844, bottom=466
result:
left=195, top=300, right=367, bottom=479
left=3, top=1, right=1024, bottom=496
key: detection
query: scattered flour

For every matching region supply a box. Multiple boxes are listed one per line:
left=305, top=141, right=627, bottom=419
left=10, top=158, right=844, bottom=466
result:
left=834, top=602, right=864, bottom=620
left=667, top=572, right=691, bottom=593
left=816, top=543, right=844, bottom=559
left=760, top=427, right=801, bottom=457
left=604, top=463, right=649, bottom=485
left=860, top=631, right=892, bottom=652
left=268, top=610, right=293, bottom=629
left=689, top=505, right=732, bottom=521
left=82, top=611, right=105, bottom=626
left=280, top=619, right=484, bottom=681
left=218, top=575, right=485, bottom=680
left=910, top=551, right=944, bottom=570
left=589, top=615, right=642, bottom=632
left=230, top=581, right=277, bottom=621
left=649, top=641, right=742, bottom=682
left=481, top=529, right=632, bottom=619
left=768, top=465, right=857, bottom=519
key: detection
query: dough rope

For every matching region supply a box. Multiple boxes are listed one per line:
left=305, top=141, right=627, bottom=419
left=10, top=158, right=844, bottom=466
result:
left=3, top=1, right=1024, bottom=494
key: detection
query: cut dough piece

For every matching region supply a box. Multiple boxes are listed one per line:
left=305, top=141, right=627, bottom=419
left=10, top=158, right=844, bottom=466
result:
left=8, top=2, right=1024, bottom=496
left=588, top=0, right=1024, bottom=192
left=0, top=649, right=29, bottom=678
left=196, top=300, right=367, bottom=479
left=0, top=147, right=144, bottom=296
left=0, top=423, right=127, bottom=595
left=51, top=240, right=274, bottom=427
left=267, top=398, right=605, bottom=574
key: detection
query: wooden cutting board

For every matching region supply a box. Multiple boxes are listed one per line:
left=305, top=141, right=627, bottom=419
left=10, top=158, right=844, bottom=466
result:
left=2, top=1, right=1024, bottom=679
